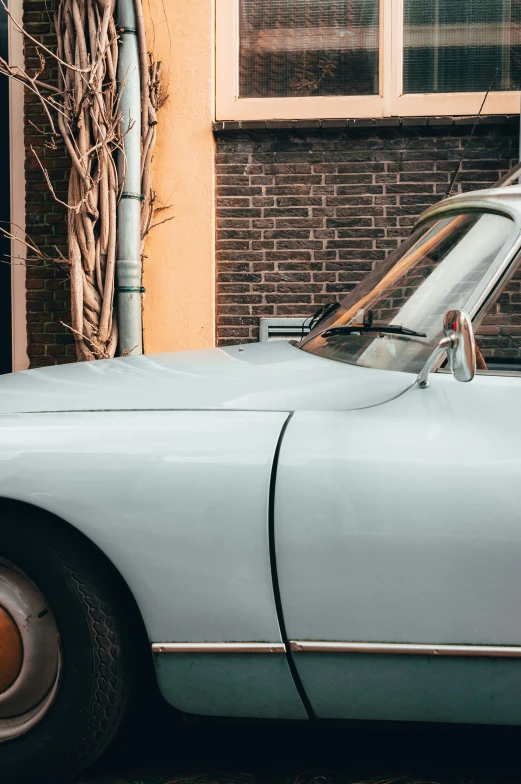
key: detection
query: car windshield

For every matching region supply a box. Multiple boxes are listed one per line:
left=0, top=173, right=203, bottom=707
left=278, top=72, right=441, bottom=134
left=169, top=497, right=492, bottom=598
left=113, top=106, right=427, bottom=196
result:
left=300, top=211, right=516, bottom=375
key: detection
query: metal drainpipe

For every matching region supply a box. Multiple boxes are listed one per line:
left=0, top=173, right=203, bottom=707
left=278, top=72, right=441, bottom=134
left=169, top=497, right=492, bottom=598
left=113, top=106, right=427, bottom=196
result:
left=116, top=0, right=143, bottom=355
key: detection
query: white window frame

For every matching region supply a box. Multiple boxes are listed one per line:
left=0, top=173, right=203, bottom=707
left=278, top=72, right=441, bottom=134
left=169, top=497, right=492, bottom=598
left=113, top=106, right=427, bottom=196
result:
left=216, top=0, right=521, bottom=121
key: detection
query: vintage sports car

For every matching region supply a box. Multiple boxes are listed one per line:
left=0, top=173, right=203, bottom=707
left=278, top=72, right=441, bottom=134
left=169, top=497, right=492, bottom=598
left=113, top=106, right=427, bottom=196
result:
left=3, top=181, right=521, bottom=782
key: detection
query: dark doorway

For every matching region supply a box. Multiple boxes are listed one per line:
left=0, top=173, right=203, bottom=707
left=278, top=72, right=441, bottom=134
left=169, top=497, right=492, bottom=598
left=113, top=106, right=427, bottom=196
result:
left=0, top=6, right=12, bottom=373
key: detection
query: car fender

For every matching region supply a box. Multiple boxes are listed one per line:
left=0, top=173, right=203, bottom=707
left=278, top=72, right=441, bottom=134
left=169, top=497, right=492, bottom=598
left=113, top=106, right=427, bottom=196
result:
left=0, top=409, right=307, bottom=718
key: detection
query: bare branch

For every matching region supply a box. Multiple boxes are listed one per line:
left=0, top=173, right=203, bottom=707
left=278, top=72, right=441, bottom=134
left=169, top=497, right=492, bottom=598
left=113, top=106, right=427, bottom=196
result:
left=30, top=146, right=88, bottom=212
left=1, top=0, right=163, bottom=362
left=60, top=320, right=109, bottom=358
left=149, top=214, right=174, bottom=231
left=0, top=0, right=90, bottom=72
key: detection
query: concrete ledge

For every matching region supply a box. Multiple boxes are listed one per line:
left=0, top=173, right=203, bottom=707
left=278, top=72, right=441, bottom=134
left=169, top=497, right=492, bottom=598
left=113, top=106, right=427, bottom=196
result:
left=213, top=115, right=519, bottom=132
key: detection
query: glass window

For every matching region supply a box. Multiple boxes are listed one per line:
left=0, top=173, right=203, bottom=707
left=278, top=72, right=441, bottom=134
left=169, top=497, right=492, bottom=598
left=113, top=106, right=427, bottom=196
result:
left=239, top=0, right=379, bottom=97
left=404, top=0, right=521, bottom=94
left=218, top=0, right=521, bottom=121
left=301, top=211, right=515, bottom=375
left=474, top=256, right=521, bottom=372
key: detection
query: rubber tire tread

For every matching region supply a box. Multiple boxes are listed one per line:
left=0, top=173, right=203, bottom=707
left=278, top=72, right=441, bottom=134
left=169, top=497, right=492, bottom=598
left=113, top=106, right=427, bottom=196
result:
left=0, top=510, right=134, bottom=784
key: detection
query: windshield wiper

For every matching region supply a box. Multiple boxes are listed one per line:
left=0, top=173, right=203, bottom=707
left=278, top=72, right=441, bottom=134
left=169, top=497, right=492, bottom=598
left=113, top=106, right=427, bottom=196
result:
left=307, top=301, right=341, bottom=331
left=321, top=324, right=427, bottom=339
left=301, top=301, right=341, bottom=341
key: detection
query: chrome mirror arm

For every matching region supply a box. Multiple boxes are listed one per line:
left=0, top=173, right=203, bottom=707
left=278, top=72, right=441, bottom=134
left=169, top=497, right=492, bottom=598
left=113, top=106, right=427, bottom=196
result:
left=417, top=309, right=475, bottom=390
left=417, top=335, right=455, bottom=389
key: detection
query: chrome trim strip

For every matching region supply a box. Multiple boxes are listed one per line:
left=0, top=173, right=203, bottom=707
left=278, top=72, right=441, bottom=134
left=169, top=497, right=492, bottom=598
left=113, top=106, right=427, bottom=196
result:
left=414, top=195, right=521, bottom=231
left=152, top=642, right=286, bottom=654
left=290, top=641, right=521, bottom=657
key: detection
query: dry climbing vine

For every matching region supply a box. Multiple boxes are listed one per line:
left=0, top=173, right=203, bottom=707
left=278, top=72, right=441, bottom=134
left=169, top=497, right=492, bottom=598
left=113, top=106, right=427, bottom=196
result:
left=0, top=0, right=165, bottom=360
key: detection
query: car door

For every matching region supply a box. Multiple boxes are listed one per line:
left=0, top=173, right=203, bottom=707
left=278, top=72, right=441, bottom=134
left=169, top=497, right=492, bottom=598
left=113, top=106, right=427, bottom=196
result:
left=275, top=370, right=521, bottom=725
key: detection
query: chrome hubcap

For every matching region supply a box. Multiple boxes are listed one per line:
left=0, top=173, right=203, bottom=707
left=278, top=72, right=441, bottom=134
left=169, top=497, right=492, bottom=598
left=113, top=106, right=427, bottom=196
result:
left=0, top=561, right=61, bottom=741
left=0, top=608, right=22, bottom=693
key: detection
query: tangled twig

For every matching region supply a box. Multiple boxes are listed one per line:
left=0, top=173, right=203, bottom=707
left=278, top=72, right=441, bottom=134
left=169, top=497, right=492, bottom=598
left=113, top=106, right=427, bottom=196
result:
left=0, top=0, right=164, bottom=360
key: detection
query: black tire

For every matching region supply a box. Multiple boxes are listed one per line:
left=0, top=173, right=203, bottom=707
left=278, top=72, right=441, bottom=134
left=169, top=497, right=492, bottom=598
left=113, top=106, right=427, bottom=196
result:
left=0, top=509, right=136, bottom=784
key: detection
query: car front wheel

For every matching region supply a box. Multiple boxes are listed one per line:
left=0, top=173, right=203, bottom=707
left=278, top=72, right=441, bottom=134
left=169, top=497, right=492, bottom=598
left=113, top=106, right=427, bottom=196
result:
left=0, top=509, right=134, bottom=784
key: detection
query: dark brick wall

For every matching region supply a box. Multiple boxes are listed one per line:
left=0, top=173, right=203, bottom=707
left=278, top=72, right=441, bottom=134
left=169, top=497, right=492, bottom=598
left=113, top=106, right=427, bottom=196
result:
left=24, top=0, right=74, bottom=367
left=216, top=122, right=519, bottom=346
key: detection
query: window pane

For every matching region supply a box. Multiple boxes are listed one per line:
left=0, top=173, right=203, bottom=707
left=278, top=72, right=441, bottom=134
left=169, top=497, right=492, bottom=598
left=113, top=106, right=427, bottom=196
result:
left=475, top=265, right=521, bottom=371
left=239, top=0, right=379, bottom=97
left=404, top=0, right=521, bottom=94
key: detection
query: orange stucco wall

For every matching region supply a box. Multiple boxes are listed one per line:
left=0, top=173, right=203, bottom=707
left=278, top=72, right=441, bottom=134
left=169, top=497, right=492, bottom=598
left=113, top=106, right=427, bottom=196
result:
left=142, top=0, right=215, bottom=353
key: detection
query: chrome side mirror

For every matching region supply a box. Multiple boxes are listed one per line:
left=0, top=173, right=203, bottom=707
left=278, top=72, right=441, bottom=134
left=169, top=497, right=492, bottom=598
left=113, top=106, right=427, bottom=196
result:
left=418, top=309, right=476, bottom=389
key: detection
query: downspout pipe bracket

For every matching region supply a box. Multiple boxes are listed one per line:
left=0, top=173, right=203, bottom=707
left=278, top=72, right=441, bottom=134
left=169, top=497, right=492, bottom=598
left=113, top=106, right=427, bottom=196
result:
left=121, top=192, right=145, bottom=201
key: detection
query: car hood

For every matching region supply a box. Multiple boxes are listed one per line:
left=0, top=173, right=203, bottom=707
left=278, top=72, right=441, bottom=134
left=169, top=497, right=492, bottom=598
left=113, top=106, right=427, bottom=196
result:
left=0, top=341, right=415, bottom=413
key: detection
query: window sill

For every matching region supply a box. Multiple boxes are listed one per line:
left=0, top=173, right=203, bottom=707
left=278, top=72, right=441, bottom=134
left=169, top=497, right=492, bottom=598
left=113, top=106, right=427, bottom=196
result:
left=213, top=115, right=519, bottom=133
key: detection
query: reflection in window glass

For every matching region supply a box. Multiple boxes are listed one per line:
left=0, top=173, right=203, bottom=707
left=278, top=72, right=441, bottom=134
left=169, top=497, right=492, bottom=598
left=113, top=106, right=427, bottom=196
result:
left=475, top=265, right=521, bottom=371
left=239, top=0, right=379, bottom=97
left=404, top=0, right=521, bottom=94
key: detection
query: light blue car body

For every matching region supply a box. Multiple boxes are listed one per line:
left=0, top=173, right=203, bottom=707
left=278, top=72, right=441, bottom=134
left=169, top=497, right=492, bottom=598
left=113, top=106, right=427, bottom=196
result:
left=3, top=186, right=521, bottom=726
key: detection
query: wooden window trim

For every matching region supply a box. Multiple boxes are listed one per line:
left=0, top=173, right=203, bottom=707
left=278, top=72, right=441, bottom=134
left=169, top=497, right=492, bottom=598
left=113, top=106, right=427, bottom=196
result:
left=216, top=0, right=521, bottom=121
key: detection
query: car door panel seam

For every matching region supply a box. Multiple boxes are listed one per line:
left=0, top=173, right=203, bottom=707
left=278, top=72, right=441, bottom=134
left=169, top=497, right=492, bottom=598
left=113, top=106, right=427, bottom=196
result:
left=268, top=411, right=315, bottom=720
